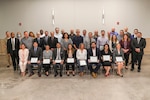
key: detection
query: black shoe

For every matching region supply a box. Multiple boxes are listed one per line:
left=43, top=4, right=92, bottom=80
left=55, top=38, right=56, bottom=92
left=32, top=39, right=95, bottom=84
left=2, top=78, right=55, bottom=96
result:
left=130, top=68, right=134, bottom=71
left=138, top=70, right=141, bottom=72
left=73, top=74, right=75, bottom=76
left=28, top=73, right=34, bottom=77
left=7, top=65, right=10, bottom=68
left=38, top=73, right=41, bottom=77
left=60, top=73, right=62, bottom=77
left=54, top=74, right=58, bottom=77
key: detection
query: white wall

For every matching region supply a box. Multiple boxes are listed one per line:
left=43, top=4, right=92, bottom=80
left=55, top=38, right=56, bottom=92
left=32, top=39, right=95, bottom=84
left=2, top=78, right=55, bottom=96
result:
left=0, top=0, right=150, bottom=38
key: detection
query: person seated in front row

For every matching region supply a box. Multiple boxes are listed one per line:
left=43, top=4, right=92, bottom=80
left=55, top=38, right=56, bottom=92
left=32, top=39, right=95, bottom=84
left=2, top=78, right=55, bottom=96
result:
left=52, top=43, right=65, bottom=77
left=65, top=43, right=76, bottom=76
left=87, top=42, right=101, bottom=78
left=101, top=44, right=112, bottom=77
left=42, top=45, right=53, bottom=76
left=76, top=43, right=87, bottom=77
left=113, top=43, right=125, bottom=77
left=27, top=41, right=43, bottom=77
left=19, top=43, right=29, bottom=77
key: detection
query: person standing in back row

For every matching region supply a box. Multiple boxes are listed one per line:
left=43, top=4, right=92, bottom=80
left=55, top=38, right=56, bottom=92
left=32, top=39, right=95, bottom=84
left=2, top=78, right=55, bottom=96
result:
left=7, top=32, right=20, bottom=71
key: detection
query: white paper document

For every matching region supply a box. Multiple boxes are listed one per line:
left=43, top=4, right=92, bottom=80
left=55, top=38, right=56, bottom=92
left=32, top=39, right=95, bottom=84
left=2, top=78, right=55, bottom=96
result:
left=55, top=60, right=62, bottom=63
left=116, top=57, right=123, bottom=62
left=31, top=57, right=38, bottom=63
left=43, top=59, right=50, bottom=64
left=90, top=56, right=98, bottom=63
left=67, top=58, right=74, bottom=63
left=103, top=55, right=110, bottom=61
left=80, top=60, right=87, bottom=66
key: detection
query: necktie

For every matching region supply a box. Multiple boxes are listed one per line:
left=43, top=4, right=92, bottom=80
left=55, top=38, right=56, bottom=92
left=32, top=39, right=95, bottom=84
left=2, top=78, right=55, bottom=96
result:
left=12, top=38, right=15, bottom=50
left=34, top=48, right=37, bottom=54
left=38, top=38, right=40, bottom=44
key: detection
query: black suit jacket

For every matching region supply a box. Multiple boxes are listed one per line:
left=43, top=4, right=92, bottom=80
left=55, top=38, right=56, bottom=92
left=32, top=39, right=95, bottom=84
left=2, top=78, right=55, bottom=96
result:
left=48, top=37, right=58, bottom=48
left=7, top=38, right=20, bottom=54
left=43, top=36, right=50, bottom=46
left=131, top=37, right=146, bottom=55
left=87, top=48, right=101, bottom=60
left=52, top=48, right=65, bottom=60
left=28, top=47, right=43, bottom=61
left=34, top=38, right=44, bottom=50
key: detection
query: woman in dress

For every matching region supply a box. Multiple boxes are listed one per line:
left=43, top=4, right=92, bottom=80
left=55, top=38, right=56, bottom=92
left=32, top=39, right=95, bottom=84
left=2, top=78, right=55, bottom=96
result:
left=19, top=43, right=29, bottom=77
left=101, top=44, right=112, bottom=77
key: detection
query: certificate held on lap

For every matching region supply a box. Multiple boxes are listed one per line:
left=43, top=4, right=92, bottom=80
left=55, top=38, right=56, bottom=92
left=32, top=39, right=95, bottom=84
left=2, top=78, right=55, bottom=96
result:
left=116, top=57, right=123, bottom=62
left=43, top=59, right=50, bottom=64
left=90, top=56, right=98, bottom=63
left=67, top=58, right=74, bottom=63
left=31, top=57, right=38, bottom=63
left=103, top=55, right=110, bottom=61
left=79, top=60, right=87, bottom=66
left=55, top=59, right=62, bottom=63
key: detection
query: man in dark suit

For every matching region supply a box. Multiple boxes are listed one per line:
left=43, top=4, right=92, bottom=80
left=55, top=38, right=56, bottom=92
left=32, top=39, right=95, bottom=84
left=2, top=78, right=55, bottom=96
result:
left=43, top=31, right=50, bottom=50
left=48, top=31, right=58, bottom=51
left=7, top=32, right=20, bottom=71
left=34, top=32, right=44, bottom=50
left=27, top=41, right=43, bottom=77
left=87, top=42, right=101, bottom=78
left=131, top=32, right=146, bottom=72
left=52, top=43, right=65, bottom=77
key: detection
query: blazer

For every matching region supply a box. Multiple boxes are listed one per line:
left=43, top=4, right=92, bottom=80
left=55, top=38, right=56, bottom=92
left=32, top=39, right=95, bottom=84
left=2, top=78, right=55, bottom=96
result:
left=19, top=48, right=29, bottom=62
left=119, top=40, right=131, bottom=54
left=34, top=38, right=44, bottom=50
left=87, top=48, right=101, bottom=60
left=7, top=38, right=20, bottom=54
left=131, top=37, right=146, bottom=55
left=43, top=36, right=50, bottom=46
left=28, top=47, right=43, bottom=61
left=48, top=37, right=58, bottom=48
left=113, top=48, right=125, bottom=63
left=52, top=48, right=65, bottom=60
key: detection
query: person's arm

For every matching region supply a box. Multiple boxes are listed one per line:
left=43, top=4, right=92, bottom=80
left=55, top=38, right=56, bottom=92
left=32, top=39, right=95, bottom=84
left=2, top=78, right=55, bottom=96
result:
left=25, top=49, right=29, bottom=61
left=113, top=50, right=116, bottom=63
left=96, top=38, right=100, bottom=48
left=76, top=50, right=79, bottom=60
left=139, top=38, right=146, bottom=50
left=7, top=40, right=10, bottom=54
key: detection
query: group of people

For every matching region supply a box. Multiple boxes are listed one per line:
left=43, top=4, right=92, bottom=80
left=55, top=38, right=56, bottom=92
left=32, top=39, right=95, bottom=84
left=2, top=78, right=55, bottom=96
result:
left=4, top=27, right=146, bottom=78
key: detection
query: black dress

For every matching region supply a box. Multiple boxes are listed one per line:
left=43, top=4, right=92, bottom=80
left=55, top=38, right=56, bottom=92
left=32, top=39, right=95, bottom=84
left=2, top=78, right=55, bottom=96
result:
left=101, top=50, right=112, bottom=66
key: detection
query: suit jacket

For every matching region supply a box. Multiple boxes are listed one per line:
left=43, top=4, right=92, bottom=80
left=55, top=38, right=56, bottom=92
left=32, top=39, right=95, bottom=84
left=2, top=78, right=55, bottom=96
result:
left=43, top=36, right=50, bottom=46
left=34, top=38, right=44, bottom=50
left=87, top=48, right=101, bottom=60
left=131, top=37, right=146, bottom=55
left=48, top=37, right=58, bottom=48
left=113, top=48, right=125, bottom=62
left=52, top=48, right=65, bottom=60
left=28, top=47, right=43, bottom=61
left=7, top=38, right=20, bottom=54
left=119, top=40, right=131, bottom=54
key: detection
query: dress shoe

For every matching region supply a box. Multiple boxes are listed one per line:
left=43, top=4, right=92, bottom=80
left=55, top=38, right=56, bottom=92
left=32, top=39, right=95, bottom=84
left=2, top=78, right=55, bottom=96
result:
left=38, top=73, right=41, bottom=77
left=7, top=65, right=10, bottom=68
left=28, top=73, right=34, bottom=77
left=60, top=74, right=62, bottom=77
left=54, top=74, right=57, bottom=77
left=130, top=68, right=134, bottom=71
left=138, top=69, right=141, bottom=72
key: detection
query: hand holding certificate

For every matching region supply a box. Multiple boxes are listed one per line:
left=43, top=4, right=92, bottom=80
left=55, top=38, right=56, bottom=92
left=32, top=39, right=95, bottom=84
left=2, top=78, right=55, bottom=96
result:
left=55, top=59, right=62, bottom=63
left=31, top=57, right=38, bottom=63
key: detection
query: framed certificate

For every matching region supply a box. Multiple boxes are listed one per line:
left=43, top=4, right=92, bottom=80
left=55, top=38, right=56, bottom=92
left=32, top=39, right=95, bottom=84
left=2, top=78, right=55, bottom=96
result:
left=43, top=59, right=50, bottom=64
left=67, top=58, right=74, bottom=63
left=90, top=56, right=98, bottom=63
left=55, top=60, right=61, bottom=63
left=103, top=55, right=110, bottom=61
left=116, top=57, right=123, bottom=62
left=79, top=60, right=87, bottom=66
left=31, top=57, right=38, bottom=63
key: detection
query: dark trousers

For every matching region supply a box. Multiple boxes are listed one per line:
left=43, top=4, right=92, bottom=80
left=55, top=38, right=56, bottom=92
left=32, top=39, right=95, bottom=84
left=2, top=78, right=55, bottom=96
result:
left=10, top=50, right=19, bottom=70
left=131, top=53, right=143, bottom=70
left=43, top=64, right=51, bottom=72
left=54, top=64, right=63, bottom=75
left=27, top=63, right=42, bottom=74
left=88, top=63, right=100, bottom=73
left=124, top=53, right=130, bottom=66
left=66, top=64, right=75, bottom=71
